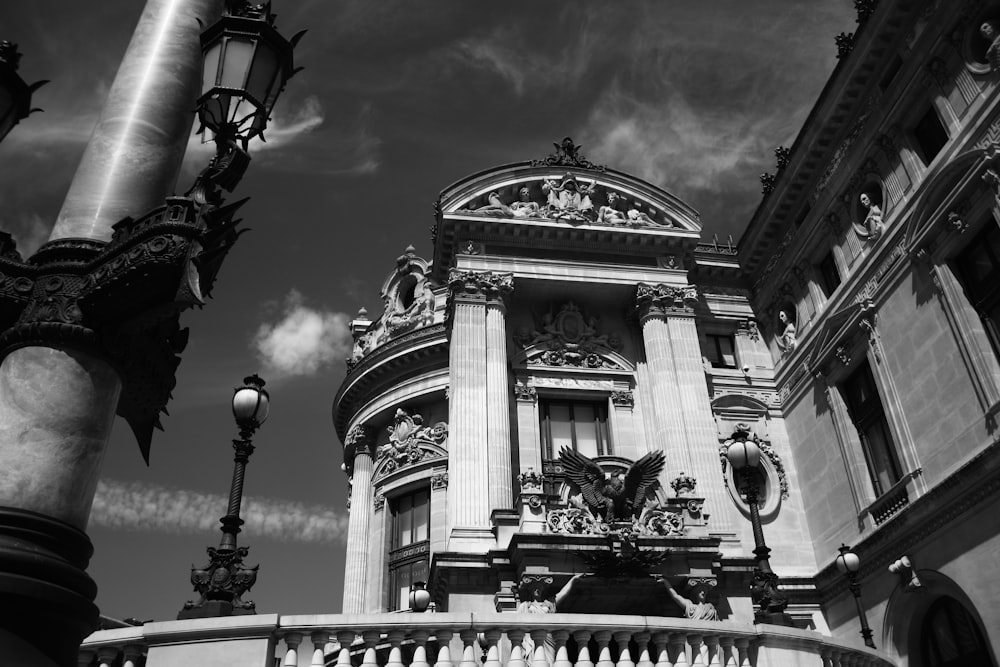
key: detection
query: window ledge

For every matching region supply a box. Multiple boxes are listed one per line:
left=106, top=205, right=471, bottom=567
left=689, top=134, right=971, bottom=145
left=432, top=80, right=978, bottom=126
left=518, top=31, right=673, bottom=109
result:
left=859, top=468, right=923, bottom=527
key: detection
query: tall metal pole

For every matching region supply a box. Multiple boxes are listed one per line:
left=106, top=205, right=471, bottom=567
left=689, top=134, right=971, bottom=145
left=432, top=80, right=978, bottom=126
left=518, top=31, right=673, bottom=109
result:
left=741, top=473, right=792, bottom=626
left=0, top=1, right=222, bottom=664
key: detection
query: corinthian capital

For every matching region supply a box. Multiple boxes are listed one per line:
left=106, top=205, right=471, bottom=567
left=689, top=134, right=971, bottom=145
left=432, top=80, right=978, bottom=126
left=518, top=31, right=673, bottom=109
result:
left=344, top=423, right=376, bottom=471
left=635, top=282, right=699, bottom=318
left=447, top=269, right=514, bottom=303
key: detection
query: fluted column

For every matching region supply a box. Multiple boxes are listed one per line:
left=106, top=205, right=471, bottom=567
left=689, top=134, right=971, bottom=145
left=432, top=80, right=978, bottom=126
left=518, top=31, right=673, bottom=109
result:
left=636, top=284, right=731, bottom=532
left=485, top=280, right=514, bottom=515
left=341, top=424, right=376, bottom=614
left=636, top=285, right=694, bottom=476
left=446, top=270, right=511, bottom=546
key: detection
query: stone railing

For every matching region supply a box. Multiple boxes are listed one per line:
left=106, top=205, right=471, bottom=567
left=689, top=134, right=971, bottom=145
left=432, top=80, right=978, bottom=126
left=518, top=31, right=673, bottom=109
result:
left=79, top=613, right=896, bottom=667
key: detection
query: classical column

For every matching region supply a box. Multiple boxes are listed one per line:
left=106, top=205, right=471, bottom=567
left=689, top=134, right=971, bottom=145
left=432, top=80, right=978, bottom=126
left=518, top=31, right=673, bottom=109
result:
left=341, top=424, right=376, bottom=614
left=0, top=2, right=222, bottom=664
left=485, top=279, right=514, bottom=516
left=446, top=270, right=511, bottom=547
left=636, top=283, right=731, bottom=532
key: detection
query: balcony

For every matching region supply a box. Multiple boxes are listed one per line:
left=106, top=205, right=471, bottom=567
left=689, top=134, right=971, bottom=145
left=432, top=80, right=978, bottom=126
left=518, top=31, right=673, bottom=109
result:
left=79, top=612, right=895, bottom=667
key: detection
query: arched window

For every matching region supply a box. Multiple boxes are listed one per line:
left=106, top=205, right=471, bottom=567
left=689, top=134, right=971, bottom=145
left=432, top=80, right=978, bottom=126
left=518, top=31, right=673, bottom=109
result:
left=919, top=597, right=994, bottom=667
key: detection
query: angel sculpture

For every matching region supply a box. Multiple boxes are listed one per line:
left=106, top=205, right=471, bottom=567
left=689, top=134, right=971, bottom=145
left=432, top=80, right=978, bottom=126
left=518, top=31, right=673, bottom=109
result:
left=559, top=447, right=666, bottom=522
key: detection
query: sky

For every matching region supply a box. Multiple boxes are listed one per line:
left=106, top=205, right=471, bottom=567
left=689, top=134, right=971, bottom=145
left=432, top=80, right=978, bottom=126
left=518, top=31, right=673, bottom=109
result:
left=0, top=1, right=857, bottom=623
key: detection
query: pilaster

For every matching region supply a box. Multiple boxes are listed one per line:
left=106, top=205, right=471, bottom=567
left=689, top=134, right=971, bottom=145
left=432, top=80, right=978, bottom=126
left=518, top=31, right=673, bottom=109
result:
left=485, top=279, right=515, bottom=516
left=446, top=270, right=511, bottom=549
left=341, top=424, right=376, bottom=614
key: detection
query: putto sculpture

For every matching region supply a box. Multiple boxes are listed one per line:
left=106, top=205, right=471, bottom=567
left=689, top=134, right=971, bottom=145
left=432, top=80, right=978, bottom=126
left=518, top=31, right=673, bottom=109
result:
left=559, top=446, right=666, bottom=522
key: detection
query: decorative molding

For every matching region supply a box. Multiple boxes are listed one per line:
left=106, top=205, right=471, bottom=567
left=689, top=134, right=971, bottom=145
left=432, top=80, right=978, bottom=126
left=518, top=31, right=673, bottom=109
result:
left=718, top=424, right=790, bottom=500
left=530, top=136, right=607, bottom=172
left=344, top=423, right=376, bottom=473
left=513, top=382, right=537, bottom=402
left=635, top=282, right=699, bottom=317
left=670, top=472, right=697, bottom=497
left=515, top=301, right=624, bottom=369
left=854, top=240, right=906, bottom=303
left=517, top=468, right=544, bottom=491
left=373, top=492, right=385, bottom=512
left=736, top=319, right=761, bottom=341
left=447, top=269, right=513, bottom=304
left=376, top=409, right=448, bottom=476
left=835, top=345, right=852, bottom=366
left=610, top=390, right=634, bottom=408
left=431, top=471, right=449, bottom=490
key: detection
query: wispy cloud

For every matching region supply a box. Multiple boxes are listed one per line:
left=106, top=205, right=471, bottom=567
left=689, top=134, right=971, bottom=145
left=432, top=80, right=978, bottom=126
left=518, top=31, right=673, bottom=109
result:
left=91, top=479, right=348, bottom=544
left=252, top=289, right=352, bottom=378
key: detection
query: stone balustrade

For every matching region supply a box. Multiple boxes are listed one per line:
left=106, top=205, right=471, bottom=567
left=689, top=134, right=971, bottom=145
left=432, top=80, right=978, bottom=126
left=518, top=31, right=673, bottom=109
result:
left=79, top=613, right=894, bottom=667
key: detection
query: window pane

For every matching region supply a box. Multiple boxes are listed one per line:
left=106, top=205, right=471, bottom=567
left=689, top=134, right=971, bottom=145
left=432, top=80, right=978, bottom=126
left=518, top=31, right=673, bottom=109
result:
left=573, top=404, right=599, bottom=458
left=863, top=418, right=901, bottom=494
left=413, top=490, right=429, bottom=543
left=719, top=336, right=736, bottom=367
left=549, top=404, right=573, bottom=454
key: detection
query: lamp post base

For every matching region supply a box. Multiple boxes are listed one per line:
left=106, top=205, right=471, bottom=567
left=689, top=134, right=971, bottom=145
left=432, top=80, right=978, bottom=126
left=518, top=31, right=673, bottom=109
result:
left=0, top=507, right=98, bottom=667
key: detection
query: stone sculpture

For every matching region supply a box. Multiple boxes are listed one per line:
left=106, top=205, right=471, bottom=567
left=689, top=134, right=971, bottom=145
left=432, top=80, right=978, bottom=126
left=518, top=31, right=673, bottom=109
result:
left=657, top=577, right=720, bottom=621
left=776, top=310, right=797, bottom=352
left=853, top=192, right=884, bottom=241
left=559, top=447, right=666, bottom=522
left=982, top=21, right=1000, bottom=72
left=597, top=191, right=628, bottom=225
left=542, top=173, right=596, bottom=221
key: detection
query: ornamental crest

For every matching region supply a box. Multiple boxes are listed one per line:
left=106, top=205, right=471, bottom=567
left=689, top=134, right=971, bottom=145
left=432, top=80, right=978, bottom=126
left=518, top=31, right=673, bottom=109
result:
left=375, top=409, right=448, bottom=478
left=514, top=302, right=624, bottom=369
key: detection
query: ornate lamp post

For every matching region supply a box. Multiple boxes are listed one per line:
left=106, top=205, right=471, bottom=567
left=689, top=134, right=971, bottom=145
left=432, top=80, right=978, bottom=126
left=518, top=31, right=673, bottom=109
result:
left=179, top=374, right=269, bottom=619
left=0, top=40, right=46, bottom=143
left=725, top=434, right=793, bottom=625
left=835, top=544, right=876, bottom=648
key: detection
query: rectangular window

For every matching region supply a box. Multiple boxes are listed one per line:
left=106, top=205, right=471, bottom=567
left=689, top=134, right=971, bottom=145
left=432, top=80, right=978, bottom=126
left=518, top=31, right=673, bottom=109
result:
left=388, top=488, right=430, bottom=611
left=954, top=219, right=1000, bottom=359
left=841, top=361, right=903, bottom=496
left=704, top=333, right=737, bottom=369
left=540, top=400, right=611, bottom=459
left=913, top=107, right=948, bottom=164
left=817, top=251, right=842, bottom=297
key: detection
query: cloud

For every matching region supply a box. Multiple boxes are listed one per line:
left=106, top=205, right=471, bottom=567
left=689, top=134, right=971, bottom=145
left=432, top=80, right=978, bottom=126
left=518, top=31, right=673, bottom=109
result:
left=252, top=289, right=353, bottom=378
left=91, top=479, right=348, bottom=544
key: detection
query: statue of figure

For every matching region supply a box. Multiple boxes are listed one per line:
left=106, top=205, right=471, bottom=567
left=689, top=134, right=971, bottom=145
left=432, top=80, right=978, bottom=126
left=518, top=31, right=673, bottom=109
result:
left=559, top=447, right=666, bottom=522
left=517, top=575, right=585, bottom=661
left=853, top=193, right=884, bottom=241
left=510, top=186, right=542, bottom=218
left=474, top=191, right=511, bottom=217
left=626, top=201, right=656, bottom=227
left=982, top=20, right=1000, bottom=71
left=776, top=310, right=797, bottom=352
left=657, top=577, right=720, bottom=621
left=597, top=191, right=628, bottom=225
left=542, top=174, right=595, bottom=221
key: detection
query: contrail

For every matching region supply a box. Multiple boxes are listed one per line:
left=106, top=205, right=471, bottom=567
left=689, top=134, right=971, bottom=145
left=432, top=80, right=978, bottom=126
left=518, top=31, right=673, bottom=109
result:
left=91, top=479, right=348, bottom=544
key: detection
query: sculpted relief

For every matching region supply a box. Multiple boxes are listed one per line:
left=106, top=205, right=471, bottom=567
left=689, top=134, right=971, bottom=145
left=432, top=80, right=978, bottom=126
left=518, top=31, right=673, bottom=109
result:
left=514, top=301, right=624, bottom=369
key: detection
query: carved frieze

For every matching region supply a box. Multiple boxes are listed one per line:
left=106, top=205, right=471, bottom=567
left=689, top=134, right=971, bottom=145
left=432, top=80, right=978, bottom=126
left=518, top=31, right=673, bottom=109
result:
left=376, top=409, right=448, bottom=476
left=635, top=283, right=699, bottom=317
left=610, top=390, right=634, bottom=408
left=515, top=301, right=623, bottom=369
left=447, top=269, right=513, bottom=303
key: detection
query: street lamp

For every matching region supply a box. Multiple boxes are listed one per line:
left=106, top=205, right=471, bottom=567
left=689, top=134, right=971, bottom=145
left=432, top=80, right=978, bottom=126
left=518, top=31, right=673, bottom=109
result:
left=0, top=40, right=46, bottom=144
left=179, top=374, right=269, bottom=619
left=835, top=544, right=876, bottom=648
left=724, top=429, right=793, bottom=625
left=188, top=0, right=304, bottom=204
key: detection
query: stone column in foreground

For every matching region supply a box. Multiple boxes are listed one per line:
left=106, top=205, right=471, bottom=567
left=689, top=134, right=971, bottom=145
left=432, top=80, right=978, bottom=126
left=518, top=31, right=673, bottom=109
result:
left=485, top=278, right=514, bottom=517
left=0, top=1, right=223, bottom=664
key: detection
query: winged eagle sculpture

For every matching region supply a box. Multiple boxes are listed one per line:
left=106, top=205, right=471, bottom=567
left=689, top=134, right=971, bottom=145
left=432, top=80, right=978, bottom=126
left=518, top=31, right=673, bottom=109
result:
left=559, top=447, right=666, bottom=522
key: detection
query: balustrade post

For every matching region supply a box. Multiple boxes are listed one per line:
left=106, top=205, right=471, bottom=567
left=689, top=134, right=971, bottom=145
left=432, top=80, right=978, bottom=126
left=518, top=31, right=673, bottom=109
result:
left=651, top=632, right=671, bottom=667
left=633, top=632, right=653, bottom=667
left=717, top=637, right=735, bottom=667
left=702, top=636, right=720, bottom=667
left=337, top=631, right=357, bottom=667
left=614, top=631, right=635, bottom=667
left=573, top=630, right=594, bottom=667
left=386, top=630, right=406, bottom=667
left=594, top=630, right=614, bottom=667
left=669, top=634, right=688, bottom=667
left=412, top=629, right=431, bottom=667
left=122, top=645, right=144, bottom=667
left=460, top=629, right=480, bottom=667
left=483, top=629, right=502, bottom=667
left=97, top=647, right=118, bottom=667
left=362, top=630, right=381, bottom=667
left=687, top=636, right=704, bottom=667
left=434, top=629, right=455, bottom=667
left=733, top=638, right=751, bottom=667
left=311, top=632, right=331, bottom=667
left=78, top=650, right=95, bottom=667
left=507, top=629, right=527, bottom=667
left=529, top=629, right=550, bottom=667
left=552, top=629, right=572, bottom=667
left=284, top=633, right=304, bottom=667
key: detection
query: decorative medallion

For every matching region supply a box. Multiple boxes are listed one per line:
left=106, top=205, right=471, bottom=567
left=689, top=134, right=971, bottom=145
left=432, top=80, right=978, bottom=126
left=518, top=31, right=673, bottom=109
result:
left=718, top=424, right=790, bottom=500
left=514, top=302, right=623, bottom=369
left=377, top=409, right=448, bottom=475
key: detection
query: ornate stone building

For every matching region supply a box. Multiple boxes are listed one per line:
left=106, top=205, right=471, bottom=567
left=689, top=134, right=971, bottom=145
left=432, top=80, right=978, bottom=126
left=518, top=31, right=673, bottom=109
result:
left=333, top=139, right=817, bottom=624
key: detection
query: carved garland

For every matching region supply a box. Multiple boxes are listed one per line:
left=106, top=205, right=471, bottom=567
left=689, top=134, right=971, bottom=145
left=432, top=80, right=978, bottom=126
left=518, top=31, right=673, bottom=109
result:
left=376, top=409, right=448, bottom=476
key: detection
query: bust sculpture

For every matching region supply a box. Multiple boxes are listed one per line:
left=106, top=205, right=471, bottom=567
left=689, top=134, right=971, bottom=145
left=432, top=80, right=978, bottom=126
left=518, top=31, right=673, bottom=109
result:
left=657, top=577, right=720, bottom=621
